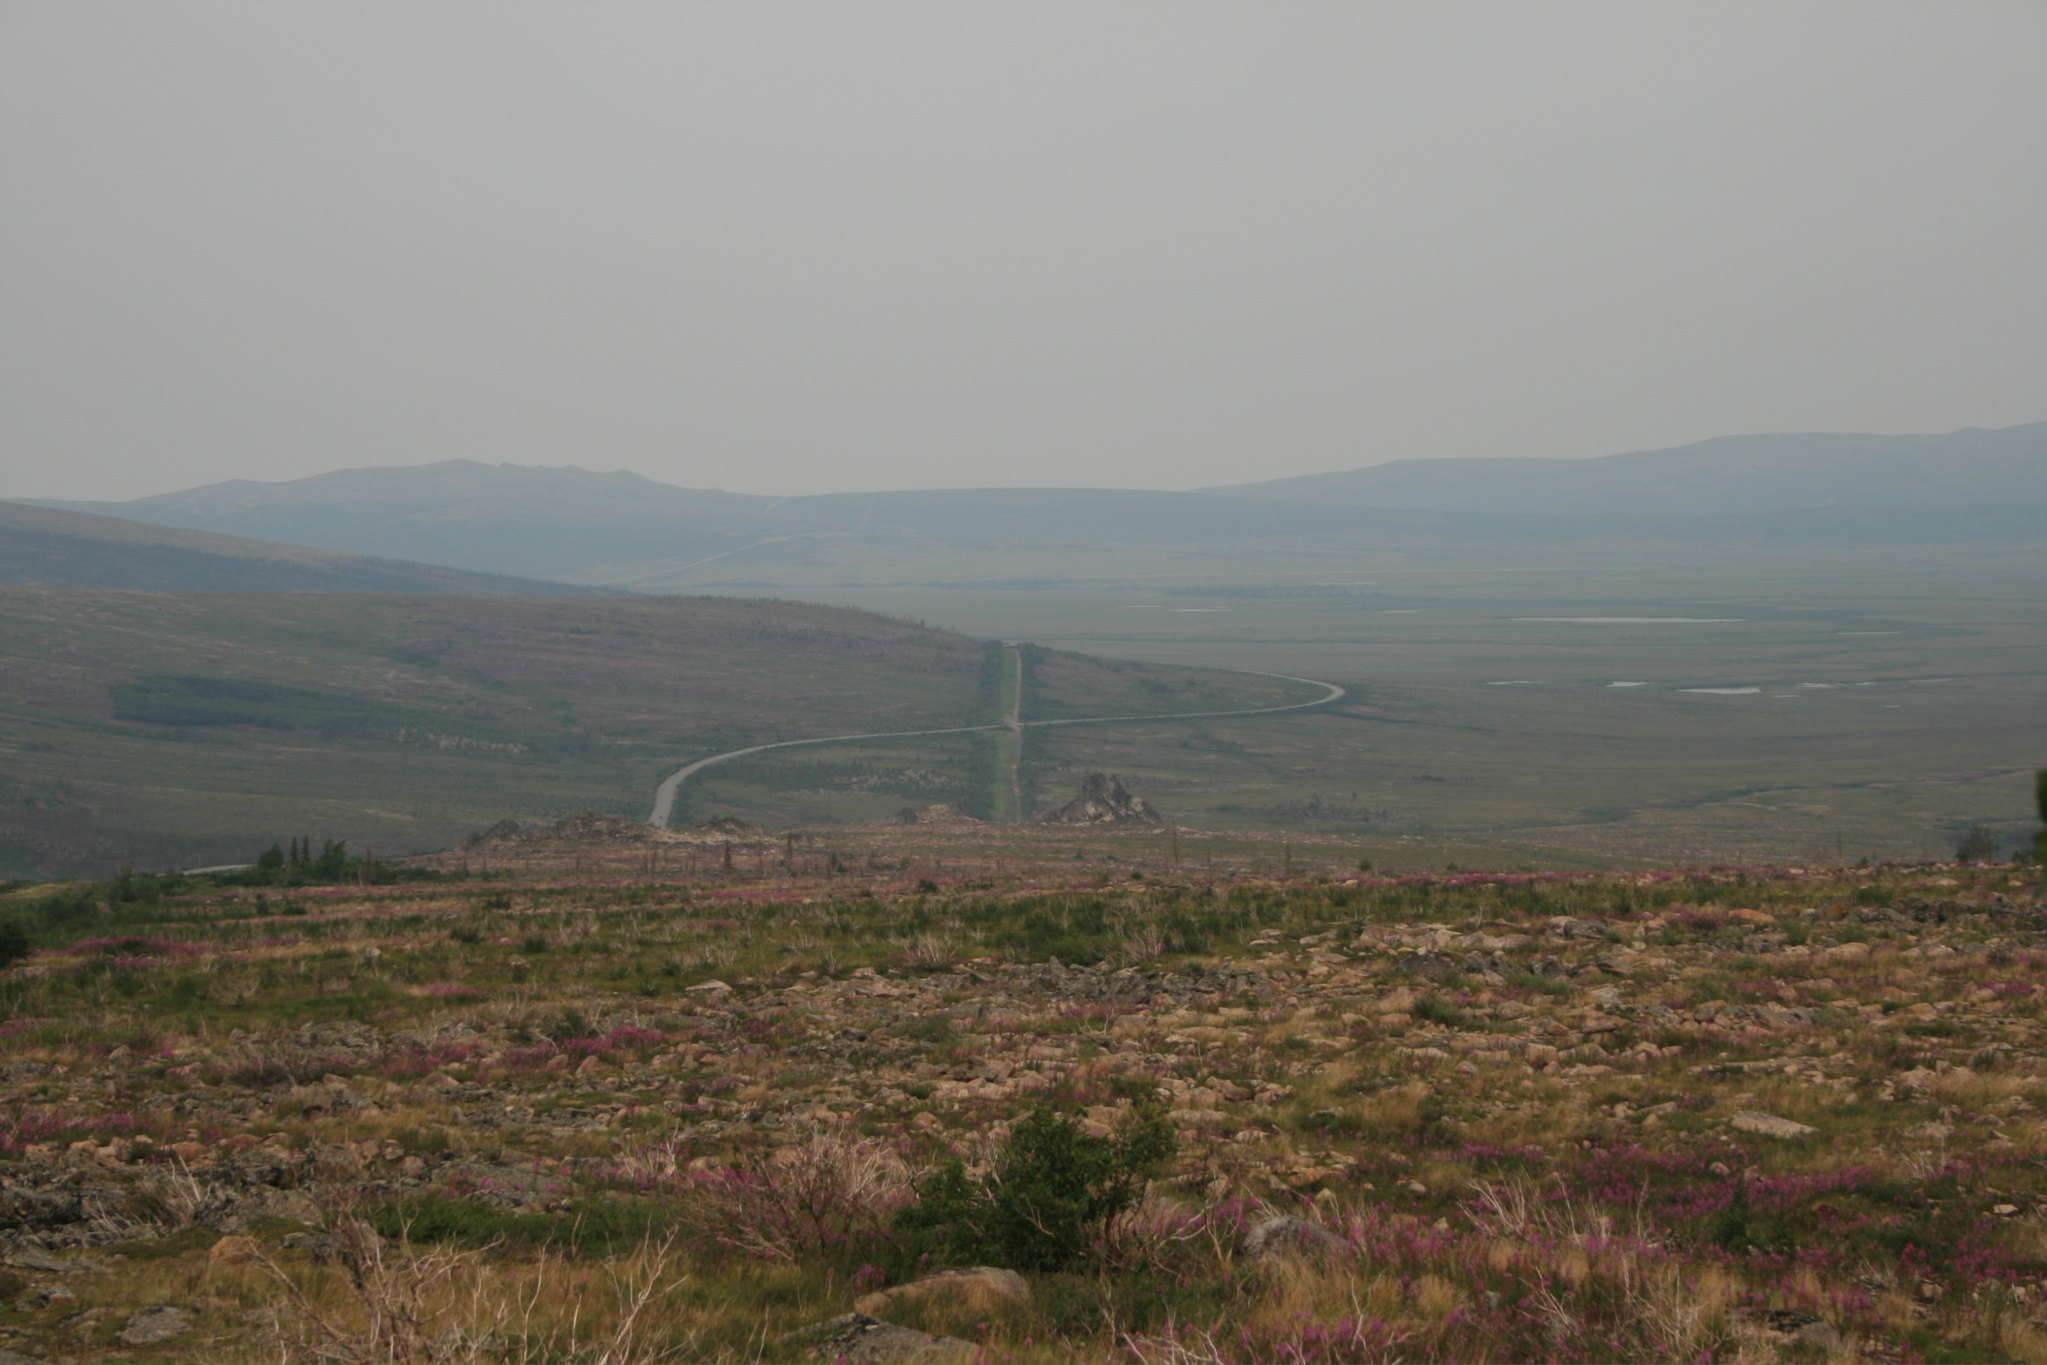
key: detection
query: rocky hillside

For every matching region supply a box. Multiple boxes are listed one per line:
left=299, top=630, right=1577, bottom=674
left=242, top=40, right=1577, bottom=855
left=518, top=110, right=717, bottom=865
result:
left=0, top=849, right=2041, bottom=1361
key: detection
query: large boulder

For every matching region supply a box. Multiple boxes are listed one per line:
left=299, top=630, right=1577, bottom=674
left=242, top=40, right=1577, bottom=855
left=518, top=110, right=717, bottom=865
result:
left=1242, top=1215, right=1346, bottom=1264
left=1730, top=1111, right=1816, bottom=1139
left=116, top=1307, right=190, bottom=1349
left=854, top=1266, right=1029, bottom=1317
left=1039, top=772, right=1165, bottom=826
left=795, top=1314, right=978, bottom=1364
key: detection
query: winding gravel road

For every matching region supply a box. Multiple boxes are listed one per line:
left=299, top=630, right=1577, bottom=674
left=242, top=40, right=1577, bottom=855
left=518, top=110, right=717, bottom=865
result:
left=646, top=669, right=1346, bottom=827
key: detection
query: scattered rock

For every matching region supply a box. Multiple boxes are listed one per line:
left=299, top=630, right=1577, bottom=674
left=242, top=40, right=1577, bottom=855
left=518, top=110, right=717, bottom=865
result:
left=0, top=1252, right=85, bottom=1285
left=116, top=1306, right=191, bottom=1348
left=1039, top=772, right=1166, bottom=826
left=853, top=1266, right=1029, bottom=1317
left=279, top=1231, right=341, bottom=1259
left=1394, top=952, right=1458, bottom=982
left=1902, top=1122, right=1953, bottom=1142
left=796, top=1313, right=978, bottom=1364
left=1731, top=1111, right=1816, bottom=1139
left=1241, top=1215, right=1345, bottom=1263
left=687, top=979, right=733, bottom=995
left=1749, top=1308, right=1842, bottom=1352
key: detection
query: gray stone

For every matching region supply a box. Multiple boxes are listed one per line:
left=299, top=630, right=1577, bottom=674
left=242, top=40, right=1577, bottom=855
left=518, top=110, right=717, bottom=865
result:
left=853, top=1266, right=1029, bottom=1317
left=116, top=1306, right=191, bottom=1348
left=1796, top=1321, right=1846, bottom=1352
left=1242, top=1215, right=1345, bottom=1263
left=279, top=1231, right=341, bottom=1259
left=0, top=1247, right=87, bottom=1275
left=1750, top=1308, right=1842, bottom=1353
left=1394, top=952, right=1458, bottom=982
left=1730, top=1111, right=1816, bottom=1139
left=797, top=1313, right=978, bottom=1364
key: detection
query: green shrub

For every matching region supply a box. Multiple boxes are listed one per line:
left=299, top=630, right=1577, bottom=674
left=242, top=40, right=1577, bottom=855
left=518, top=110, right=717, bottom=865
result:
left=0, top=920, right=29, bottom=970
left=1412, top=993, right=1468, bottom=1028
left=895, top=1103, right=1174, bottom=1271
left=2034, top=770, right=2046, bottom=867
left=1954, top=826, right=2001, bottom=863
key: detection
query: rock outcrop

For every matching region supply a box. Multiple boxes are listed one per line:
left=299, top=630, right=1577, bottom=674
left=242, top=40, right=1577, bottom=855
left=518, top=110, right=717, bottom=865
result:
left=1038, top=772, right=1165, bottom=826
left=1242, top=1215, right=1346, bottom=1264
left=853, top=1266, right=1029, bottom=1317
left=796, top=1313, right=977, bottom=1364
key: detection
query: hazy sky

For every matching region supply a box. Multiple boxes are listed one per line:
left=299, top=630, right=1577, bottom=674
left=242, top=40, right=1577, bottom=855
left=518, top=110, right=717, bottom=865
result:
left=2, top=1, right=2042, bottom=501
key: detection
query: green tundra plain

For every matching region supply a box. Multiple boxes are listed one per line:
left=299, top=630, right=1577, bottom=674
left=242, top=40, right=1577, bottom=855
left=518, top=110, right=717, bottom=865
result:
left=3, top=544, right=2041, bottom=882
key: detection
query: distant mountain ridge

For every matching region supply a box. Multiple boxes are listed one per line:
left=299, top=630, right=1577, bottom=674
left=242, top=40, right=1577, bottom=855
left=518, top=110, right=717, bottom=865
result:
left=1198, top=423, right=2047, bottom=515
left=15, top=421, right=2044, bottom=589
left=0, top=501, right=610, bottom=595
left=26, top=460, right=1483, bottom=581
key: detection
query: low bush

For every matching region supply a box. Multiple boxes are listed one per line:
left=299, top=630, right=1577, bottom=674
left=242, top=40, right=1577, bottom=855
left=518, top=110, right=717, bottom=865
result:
left=895, top=1102, right=1174, bottom=1272
left=683, top=1130, right=914, bottom=1263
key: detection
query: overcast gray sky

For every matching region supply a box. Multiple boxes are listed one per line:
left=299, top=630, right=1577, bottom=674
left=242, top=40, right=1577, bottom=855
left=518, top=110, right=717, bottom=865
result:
left=2, top=1, right=2042, bottom=501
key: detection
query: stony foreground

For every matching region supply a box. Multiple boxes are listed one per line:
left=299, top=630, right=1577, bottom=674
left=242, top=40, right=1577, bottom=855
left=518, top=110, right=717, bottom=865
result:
left=1, top=855, right=2045, bottom=1362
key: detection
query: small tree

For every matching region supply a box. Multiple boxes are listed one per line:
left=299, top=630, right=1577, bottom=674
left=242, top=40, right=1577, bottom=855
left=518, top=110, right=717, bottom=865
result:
left=0, top=920, right=29, bottom=970
left=1955, top=826, right=2001, bottom=863
left=2035, top=771, right=2047, bottom=869
left=311, top=839, right=349, bottom=879
left=256, top=843, right=285, bottom=874
left=896, top=1102, right=1174, bottom=1272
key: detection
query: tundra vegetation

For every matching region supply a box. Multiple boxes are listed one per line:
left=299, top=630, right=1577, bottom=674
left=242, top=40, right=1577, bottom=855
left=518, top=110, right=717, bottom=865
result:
left=0, top=825, right=2044, bottom=1363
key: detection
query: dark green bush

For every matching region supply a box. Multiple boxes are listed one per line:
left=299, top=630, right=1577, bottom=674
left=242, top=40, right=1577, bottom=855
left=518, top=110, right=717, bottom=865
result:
left=0, top=921, right=29, bottom=970
left=1954, top=826, right=2001, bottom=863
left=895, top=1103, right=1174, bottom=1271
left=1412, top=993, right=1468, bottom=1028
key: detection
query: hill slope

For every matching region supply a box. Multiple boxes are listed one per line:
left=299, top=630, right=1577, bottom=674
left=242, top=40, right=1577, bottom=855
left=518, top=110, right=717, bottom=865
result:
left=27, top=461, right=1434, bottom=581
left=0, top=501, right=609, bottom=595
left=1199, top=422, right=2047, bottom=515
left=0, top=587, right=1302, bottom=878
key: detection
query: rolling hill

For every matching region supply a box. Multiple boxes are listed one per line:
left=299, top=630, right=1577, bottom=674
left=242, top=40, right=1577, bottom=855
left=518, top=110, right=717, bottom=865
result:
left=0, top=587, right=1309, bottom=878
left=0, top=501, right=609, bottom=595
left=21, top=421, right=2044, bottom=593
left=1198, top=422, right=2047, bottom=515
